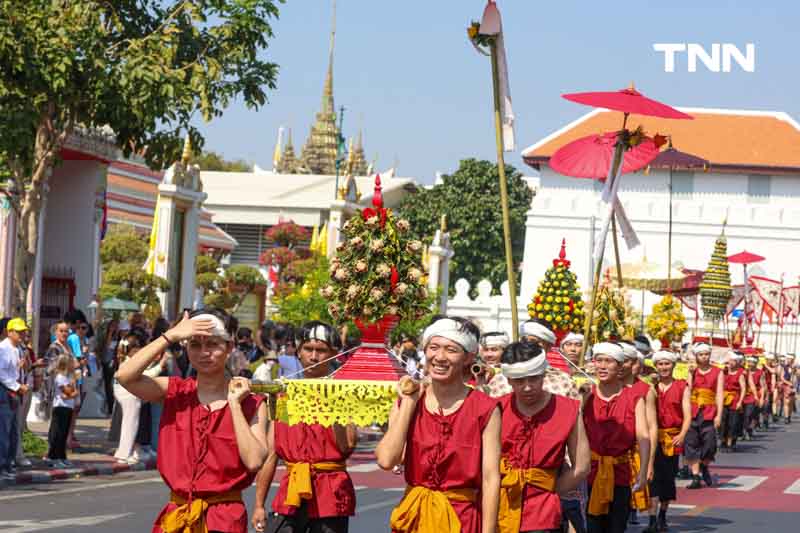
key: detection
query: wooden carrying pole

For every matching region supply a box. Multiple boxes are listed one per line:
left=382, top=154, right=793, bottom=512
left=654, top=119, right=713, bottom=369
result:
left=489, top=39, right=519, bottom=341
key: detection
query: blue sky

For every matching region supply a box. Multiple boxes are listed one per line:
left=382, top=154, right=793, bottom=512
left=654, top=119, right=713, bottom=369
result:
left=196, top=1, right=798, bottom=183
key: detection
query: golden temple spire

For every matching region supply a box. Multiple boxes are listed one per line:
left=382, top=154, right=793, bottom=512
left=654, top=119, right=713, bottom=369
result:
left=181, top=134, right=192, bottom=164
left=277, top=128, right=299, bottom=174
left=350, top=129, right=368, bottom=176
left=322, top=0, right=336, bottom=115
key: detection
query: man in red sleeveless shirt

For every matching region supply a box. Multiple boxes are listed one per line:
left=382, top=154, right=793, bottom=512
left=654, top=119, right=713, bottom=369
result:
left=762, top=353, right=778, bottom=428
left=497, top=340, right=590, bottom=533
left=252, top=322, right=357, bottom=533
left=644, top=351, right=690, bottom=533
left=721, top=352, right=746, bottom=451
left=684, top=343, right=723, bottom=489
left=115, top=309, right=269, bottom=533
left=742, top=356, right=762, bottom=440
left=583, top=342, right=650, bottom=533
left=376, top=316, right=501, bottom=533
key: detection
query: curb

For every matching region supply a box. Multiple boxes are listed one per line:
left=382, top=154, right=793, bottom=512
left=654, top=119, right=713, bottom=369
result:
left=3, top=459, right=158, bottom=487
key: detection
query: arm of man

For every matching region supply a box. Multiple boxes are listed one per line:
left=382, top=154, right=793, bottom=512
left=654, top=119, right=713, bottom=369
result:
left=633, top=398, right=651, bottom=492
left=714, top=372, right=725, bottom=429
left=333, top=423, right=358, bottom=456
left=675, top=385, right=692, bottom=447
left=645, top=388, right=658, bottom=480
left=229, top=380, right=268, bottom=472
left=481, top=406, right=501, bottom=533
left=252, top=422, right=278, bottom=533
left=556, top=409, right=590, bottom=494
left=375, top=384, right=421, bottom=470
left=736, top=374, right=747, bottom=410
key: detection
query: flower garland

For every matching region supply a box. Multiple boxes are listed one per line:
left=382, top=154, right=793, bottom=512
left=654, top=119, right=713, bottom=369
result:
left=646, top=294, right=688, bottom=344
left=590, top=284, right=638, bottom=344
left=324, top=205, right=428, bottom=323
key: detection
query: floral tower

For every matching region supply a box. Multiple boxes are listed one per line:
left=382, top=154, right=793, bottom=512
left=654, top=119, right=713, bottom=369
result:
left=528, top=239, right=585, bottom=344
left=699, top=227, right=732, bottom=324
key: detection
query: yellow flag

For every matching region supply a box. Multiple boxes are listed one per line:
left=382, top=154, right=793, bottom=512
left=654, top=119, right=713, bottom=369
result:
left=309, top=225, right=320, bottom=253
left=145, top=197, right=160, bottom=275
left=318, top=222, right=328, bottom=256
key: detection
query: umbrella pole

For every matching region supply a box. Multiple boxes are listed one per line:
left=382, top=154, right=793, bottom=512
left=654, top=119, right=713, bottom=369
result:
left=774, top=278, right=784, bottom=355
left=611, top=214, right=624, bottom=288
left=668, top=167, right=673, bottom=280
left=641, top=288, right=645, bottom=331
left=489, top=38, right=520, bottom=341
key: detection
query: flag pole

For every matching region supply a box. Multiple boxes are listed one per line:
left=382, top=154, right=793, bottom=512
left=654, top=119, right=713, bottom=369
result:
left=774, top=276, right=784, bottom=355
left=489, top=38, right=519, bottom=341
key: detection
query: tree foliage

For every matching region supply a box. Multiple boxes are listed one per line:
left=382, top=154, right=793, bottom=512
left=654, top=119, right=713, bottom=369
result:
left=0, top=0, right=281, bottom=315
left=272, top=255, right=333, bottom=326
left=98, top=224, right=170, bottom=309
left=398, top=159, right=533, bottom=293
left=202, top=263, right=265, bottom=313
left=193, top=151, right=250, bottom=172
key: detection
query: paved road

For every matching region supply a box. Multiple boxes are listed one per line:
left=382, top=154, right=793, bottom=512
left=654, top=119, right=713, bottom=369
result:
left=1, top=421, right=799, bottom=532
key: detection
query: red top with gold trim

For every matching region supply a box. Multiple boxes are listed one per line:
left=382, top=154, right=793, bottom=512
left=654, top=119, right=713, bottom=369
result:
left=583, top=386, right=638, bottom=486
left=691, top=366, right=721, bottom=420
left=500, top=393, right=579, bottom=531
left=656, top=379, right=687, bottom=429
left=271, top=421, right=356, bottom=518
left=400, top=389, right=499, bottom=533
left=153, top=377, right=264, bottom=533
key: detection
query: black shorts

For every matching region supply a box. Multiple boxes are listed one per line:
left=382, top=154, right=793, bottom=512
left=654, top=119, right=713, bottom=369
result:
left=586, top=485, right=631, bottom=533
left=649, top=446, right=679, bottom=501
left=684, top=413, right=716, bottom=461
left=266, top=509, right=349, bottom=533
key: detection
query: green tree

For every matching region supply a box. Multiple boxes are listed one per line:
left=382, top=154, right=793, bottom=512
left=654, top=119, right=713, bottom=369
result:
left=98, top=224, right=169, bottom=311
left=0, top=0, right=281, bottom=316
left=203, top=264, right=264, bottom=313
left=273, top=255, right=333, bottom=326
left=398, top=159, right=533, bottom=293
left=194, top=151, right=251, bottom=172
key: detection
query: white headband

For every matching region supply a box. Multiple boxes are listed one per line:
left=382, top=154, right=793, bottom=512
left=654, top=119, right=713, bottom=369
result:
left=765, top=352, right=777, bottom=360
left=520, top=321, right=556, bottom=345
left=191, top=313, right=231, bottom=341
left=620, top=342, right=641, bottom=361
left=746, top=356, right=758, bottom=363
left=481, top=332, right=510, bottom=348
left=560, top=332, right=584, bottom=347
left=422, top=318, right=479, bottom=354
left=727, top=351, right=743, bottom=362
left=693, top=343, right=711, bottom=354
left=501, top=352, right=549, bottom=379
left=593, top=342, right=624, bottom=362
left=652, top=350, right=677, bottom=363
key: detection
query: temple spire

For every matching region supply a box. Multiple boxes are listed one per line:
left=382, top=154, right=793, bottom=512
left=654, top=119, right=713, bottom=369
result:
left=277, top=128, right=299, bottom=174
left=322, top=0, right=336, bottom=115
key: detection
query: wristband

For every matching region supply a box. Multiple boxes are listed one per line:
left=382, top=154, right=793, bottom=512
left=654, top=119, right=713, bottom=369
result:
left=161, top=333, right=173, bottom=345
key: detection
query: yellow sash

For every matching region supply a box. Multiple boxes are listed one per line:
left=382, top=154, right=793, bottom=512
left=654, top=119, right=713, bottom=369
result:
left=497, top=457, right=557, bottom=533
left=691, top=388, right=716, bottom=407
left=160, top=490, right=242, bottom=533
left=723, top=391, right=737, bottom=407
left=629, top=446, right=649, bottom=511
left=389, top=485, right=477, bottom=533
left=658, top=427, right=681, bottom=457
left=284, top=461, right=347, bottom=507
left=588, top=451, right=630, bottom=516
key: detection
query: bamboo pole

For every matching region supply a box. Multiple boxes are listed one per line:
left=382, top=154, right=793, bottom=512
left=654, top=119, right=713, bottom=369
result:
left=489, top=39, right=519, bottom=341
left=611, top=215, right=623, bottom=288
left=774, top=278, right=784, bottom=355
left=580, top=140, right=626, bottom=366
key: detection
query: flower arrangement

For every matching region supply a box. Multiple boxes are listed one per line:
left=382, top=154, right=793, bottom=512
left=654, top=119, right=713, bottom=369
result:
left=590, top=283, right=638, bottom=344
left=646, top=294, right=688, bottom=344
left=324, top=196, right=429, bottom=324
left=700, top=230, right=732, bottom=321
left=265, top=220, right=310, bottom=247
left=528, top=240, right=585, bottom=338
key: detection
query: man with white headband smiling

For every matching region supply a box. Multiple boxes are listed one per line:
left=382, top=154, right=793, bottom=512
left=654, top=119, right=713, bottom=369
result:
left=684, top=342, right=723, bottom=490
left=644, top=351, right=690, bottom=533
left=476, top=331, right=513, bottom=398
left=496, top=341, right=590, bottom=533
left=252, top=321, right=358, bottom=533
left=115, top=308, right=268, bottom=533
left=376, top=316, right=501, bottom=533
left=583, top=342, right=650, bottom=533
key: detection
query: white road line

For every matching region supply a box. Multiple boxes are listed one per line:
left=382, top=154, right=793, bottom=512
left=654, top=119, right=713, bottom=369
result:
left=670, top=504, right=696, bottom=510
left=0, top=476, right=162, bottom=502
left=718, top=475, right=768, bottom=491
left=347, top=463, right=380, bottom=473
left=382, top=487, right=407, bottom=492
left=784, top=478, right=800, bottom=494
left=676, top=479, right=692, bottom=488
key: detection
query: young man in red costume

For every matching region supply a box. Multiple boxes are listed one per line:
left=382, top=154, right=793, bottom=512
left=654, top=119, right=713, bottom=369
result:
left=720, top=352, right=746, bottom=451
left=619, top=342, right=657, bottom=524
left=497, top=340, right=590, bottom=533
left=742, top=356, right=762, bottom=440
left=644, top=351, right=690, bottom=533
left=252, top=321, right=357, bottom=533
left=376, top=316, right=501, bottom=533
left=583, top=342, right=650, bottom=533
left=684, top=343, right=723, bottom=489
left=115, top=309, right=269, bottom=533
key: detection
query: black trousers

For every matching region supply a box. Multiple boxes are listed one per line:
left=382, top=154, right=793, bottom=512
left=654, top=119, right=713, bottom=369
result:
left=649, top=446, right=679, bottom=502
left=743, top=403, right=757, bottom=432
left=721, top=405, right=741, bottom=442
left=684, top=413, right=716, bottom=462
left=48, top=406, right=73, bottom=460
left=266, top=507, right=349, bottom=533
left=101, top=360, right=115, bottom=415
left=587, top=485, right=631, bottom=533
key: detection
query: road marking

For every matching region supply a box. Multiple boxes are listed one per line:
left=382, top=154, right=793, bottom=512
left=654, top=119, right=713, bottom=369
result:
left=0, top=513, right=131, bottom=532
left=0, top=476, right=161, bottom=502
left=784, top=478, right=800, bottom=494
left=357, top=498, right=400, bottom=513
left=718, top=475, right=768, bottom=491
left=348, top=463, right=380, bottom=473
left=670, top=504, right=695, bottom=510
left=382, top=487, right=407, bottom=492
left=676, top=479, right=692, bottom=488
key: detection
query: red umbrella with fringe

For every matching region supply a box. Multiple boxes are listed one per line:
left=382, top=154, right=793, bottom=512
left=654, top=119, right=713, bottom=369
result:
left=550, top=129, right=664, bottom=179
left=563, top=85, right=694, bottom=120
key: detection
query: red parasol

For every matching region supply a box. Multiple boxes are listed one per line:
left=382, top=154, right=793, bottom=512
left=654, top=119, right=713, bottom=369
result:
left=562, top=85, right=694, bottom=120
left=648, top=146, right=708, bottom=170
left=728, top=251, right=765, bottom=265
left=550, top=131, right=661, bottom=179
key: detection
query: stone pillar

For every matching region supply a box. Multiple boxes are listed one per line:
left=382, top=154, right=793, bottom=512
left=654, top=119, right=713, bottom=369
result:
left=327, top=199, right=346, bottom=259
left=427, top=229, right=454, bottom=314
left=0, top=197, right=16, bottom=315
